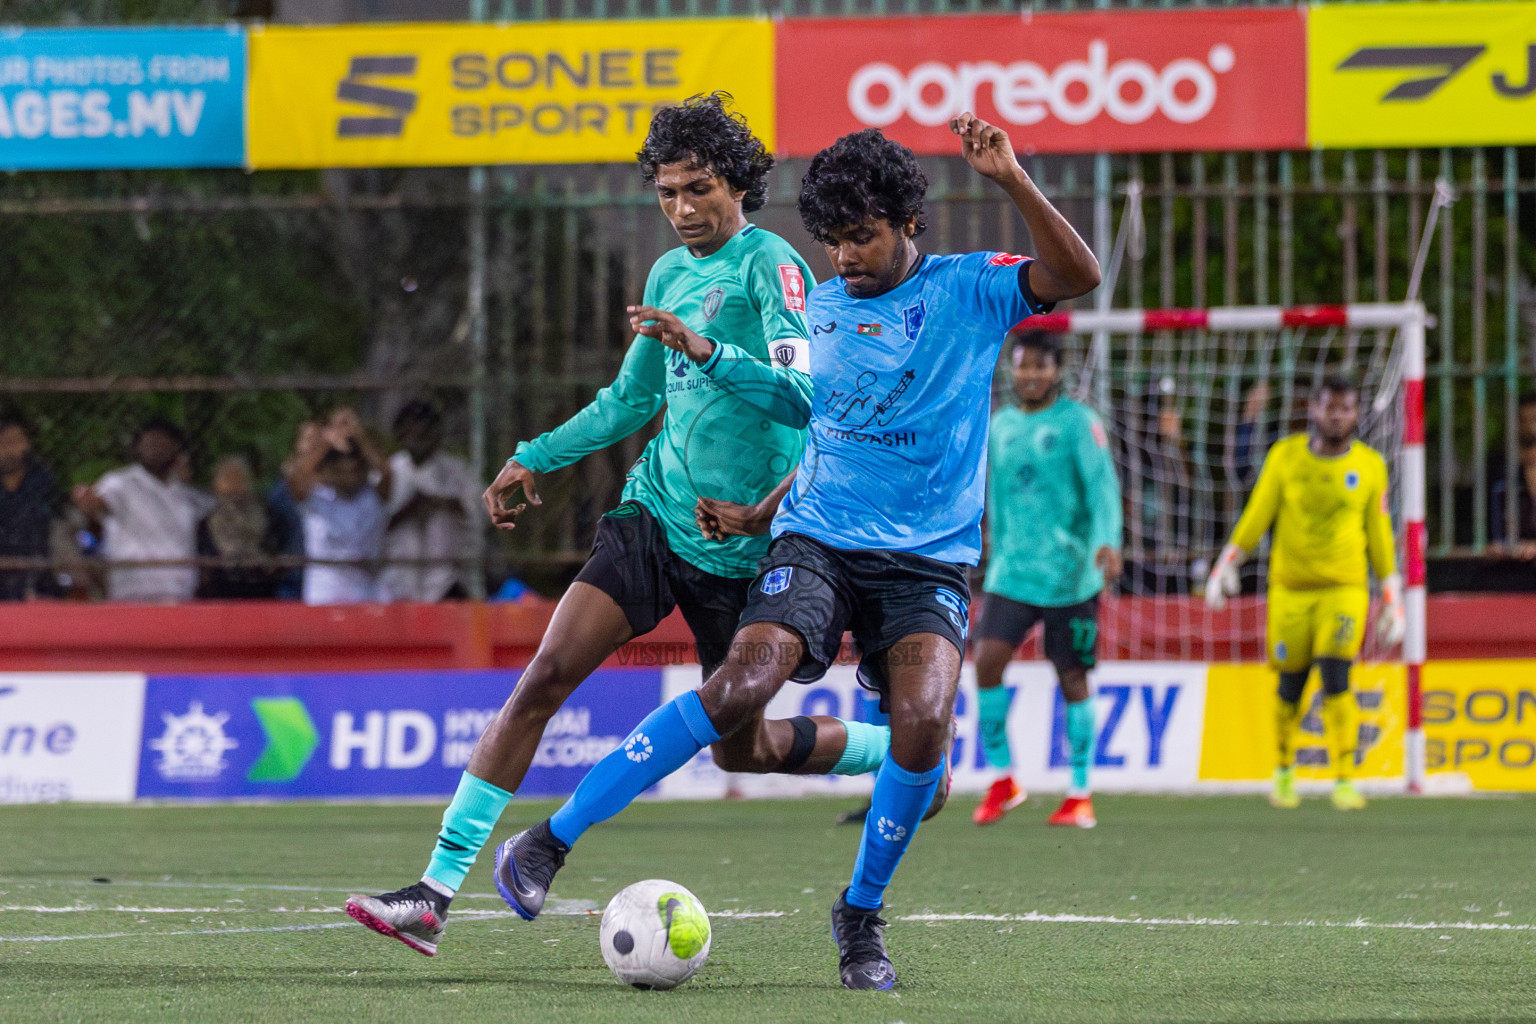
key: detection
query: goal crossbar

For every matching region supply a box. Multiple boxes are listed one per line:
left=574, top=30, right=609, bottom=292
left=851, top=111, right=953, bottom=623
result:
left=1023, top=301, right=1430, bottom=792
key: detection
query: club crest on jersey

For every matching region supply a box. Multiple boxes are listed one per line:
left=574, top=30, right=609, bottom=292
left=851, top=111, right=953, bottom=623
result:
left=902, top=301, right=926, bottom=341
left=1344, top=470, right=1361, bottom=490
left=778, top=264, right=806, bottom=312
left=989, top=253, right=1028, bottom=267
left=761, top=567, right=793, bottom=595
left=701, top=287, right=724, bottom=322
left=856, top=323, right=882, bottom=336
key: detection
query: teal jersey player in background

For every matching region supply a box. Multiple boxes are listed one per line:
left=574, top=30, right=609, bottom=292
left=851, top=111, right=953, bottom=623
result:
left=971, top=330, right=1122, bottom=829
left=343, top=94, right=892, bottom=958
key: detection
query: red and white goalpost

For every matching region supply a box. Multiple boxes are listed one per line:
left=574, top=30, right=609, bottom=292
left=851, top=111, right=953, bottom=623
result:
left=1029, top=302, right=1429, bottom=791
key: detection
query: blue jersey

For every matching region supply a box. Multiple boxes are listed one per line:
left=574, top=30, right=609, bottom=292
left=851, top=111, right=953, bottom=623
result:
left=772, top=251, right=1050, bottom=564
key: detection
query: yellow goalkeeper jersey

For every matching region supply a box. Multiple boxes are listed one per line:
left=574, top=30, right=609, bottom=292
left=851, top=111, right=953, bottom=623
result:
left=1229, top=434, right=1396, bottom=590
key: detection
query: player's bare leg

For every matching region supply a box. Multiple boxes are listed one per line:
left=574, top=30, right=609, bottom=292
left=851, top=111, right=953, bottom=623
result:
left=1047, top=666, right=1097, bottom=828
left=972, top=635, right=1026, bottom=824
left=711, top=707, right=849, bottom=775
left=835, top=633, right=960, bottom=989
left=468, top=582, right=633, bottom=790
left=345, top=582, right=632, bottom=953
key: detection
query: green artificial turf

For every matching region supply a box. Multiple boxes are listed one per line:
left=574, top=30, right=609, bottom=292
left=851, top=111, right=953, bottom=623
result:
left=2, top=795, right=1533, bottom=1023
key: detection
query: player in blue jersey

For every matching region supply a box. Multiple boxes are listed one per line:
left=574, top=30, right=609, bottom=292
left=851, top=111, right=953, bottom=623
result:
left=343, top=94, right=892, bottom=958
left=492, top=114, right=1099, bottom=990
left=972, top=329, right=1122, bottom=830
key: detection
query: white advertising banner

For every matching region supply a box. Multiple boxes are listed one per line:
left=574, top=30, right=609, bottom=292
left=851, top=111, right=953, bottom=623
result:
left=656, top=662, right=1207, bottom=800
left=0, top=673, right=146, bottom=803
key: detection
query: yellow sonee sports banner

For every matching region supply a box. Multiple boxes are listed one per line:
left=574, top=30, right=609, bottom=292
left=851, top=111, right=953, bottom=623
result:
left=247, top=20, right=774, bottom=168
left=1309, top=1, right=1536, bottom=148
left=1422, top=661, right=1536, bottom=793
left=1198, top=664, right=1406, bottom=784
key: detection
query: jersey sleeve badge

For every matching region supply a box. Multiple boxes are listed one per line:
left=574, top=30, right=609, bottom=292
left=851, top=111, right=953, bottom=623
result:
left=988, top=253, right=1029, bottom=267
left=778, top=264, right=806, bottom=312
left=1090, top=419, right=1108, bottom=448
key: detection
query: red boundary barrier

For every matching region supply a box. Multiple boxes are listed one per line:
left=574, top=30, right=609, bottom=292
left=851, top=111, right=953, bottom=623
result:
left=0, top=595, right=1531, bottom=673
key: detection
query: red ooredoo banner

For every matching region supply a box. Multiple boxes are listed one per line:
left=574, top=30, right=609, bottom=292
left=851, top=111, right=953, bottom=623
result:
left=775, top=9, right=1305, bottom=156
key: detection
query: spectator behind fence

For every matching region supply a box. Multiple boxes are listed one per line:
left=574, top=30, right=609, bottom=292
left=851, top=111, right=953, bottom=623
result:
left=71, top=419, right=213, bottom=603
left=267, top=420, right=323, bottom=600
left=380, top=400, right=481, bottom=602
left=197, top=455, right=278, bottom=599
left=286, top=408, right=391, bottom=605
left=0, top=413, right=58, bottom=600
left=1489, top=393, right=1536, bottom=557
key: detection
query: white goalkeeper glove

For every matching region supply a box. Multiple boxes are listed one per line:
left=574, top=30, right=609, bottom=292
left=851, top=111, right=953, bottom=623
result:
left=1204, top=543, right=1244, bottom=611
left=1375, top=572, right=1407, bottom=649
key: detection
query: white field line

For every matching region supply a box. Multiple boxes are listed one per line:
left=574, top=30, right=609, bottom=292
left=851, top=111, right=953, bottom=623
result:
left=3, top=905, right=1532, bottom=945
left=901, top=912, right=1536, bottom=932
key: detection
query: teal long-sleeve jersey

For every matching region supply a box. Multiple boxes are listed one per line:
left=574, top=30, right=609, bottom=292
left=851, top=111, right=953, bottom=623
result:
left=513, top=224, right=815, bottom=579
left=983, top=397, right=1123, bottom=607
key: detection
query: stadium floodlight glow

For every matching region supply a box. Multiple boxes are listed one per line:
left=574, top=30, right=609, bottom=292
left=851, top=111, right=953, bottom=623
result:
left=1028, top=302, right=1429, bottom=793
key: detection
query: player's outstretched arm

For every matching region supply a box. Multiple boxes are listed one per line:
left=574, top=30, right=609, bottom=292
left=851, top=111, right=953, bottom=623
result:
left=950, top=112, right=1100, bottom=305
left=1206, top=446, right=1283, bottom=609
left=513, top=332, right=667, bottom=480
left=629, top=305, right=813, bottom=428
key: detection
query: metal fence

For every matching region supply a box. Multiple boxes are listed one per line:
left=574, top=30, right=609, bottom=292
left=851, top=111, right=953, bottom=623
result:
left=2, top=0, right=1534, bottom=598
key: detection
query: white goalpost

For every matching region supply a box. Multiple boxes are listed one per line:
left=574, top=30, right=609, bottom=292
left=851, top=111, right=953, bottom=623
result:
left=1028, top=301, right=1429, bottom=791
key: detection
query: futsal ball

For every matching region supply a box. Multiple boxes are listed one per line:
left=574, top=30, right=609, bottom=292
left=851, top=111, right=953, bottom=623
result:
left=599, top=879, right=711, bottom=990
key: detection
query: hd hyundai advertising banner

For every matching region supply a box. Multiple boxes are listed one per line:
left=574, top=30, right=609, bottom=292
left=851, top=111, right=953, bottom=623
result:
left=775, top=9, right=1306, bottom=157
left=136, top=669, right=663, bottom=800
left=0, top=27, right=245, bottom=170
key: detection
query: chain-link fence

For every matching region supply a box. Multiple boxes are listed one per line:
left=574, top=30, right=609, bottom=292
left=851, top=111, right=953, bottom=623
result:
left=2, top=1, right=1534, bottom=601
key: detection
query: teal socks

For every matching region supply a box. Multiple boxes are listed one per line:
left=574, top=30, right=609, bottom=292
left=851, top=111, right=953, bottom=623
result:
left=1066, top=697, right=1095, bottom=795
left=423, top=773, right=513, bottom=895
left=831, top=719, right=890, bottom=775
left=977, top=686, right=1015, bottom=770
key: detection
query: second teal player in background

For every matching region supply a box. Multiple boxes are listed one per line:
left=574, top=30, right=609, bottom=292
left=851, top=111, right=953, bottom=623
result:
left=971, top=330, right=1122, bottom=829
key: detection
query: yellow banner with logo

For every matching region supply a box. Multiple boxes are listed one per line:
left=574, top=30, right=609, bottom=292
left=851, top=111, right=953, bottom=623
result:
left=246, top=20, right=774, bottom=168
left=1422, top=660, right=1536, bottom=792
left=1198, top=664, right=1406, bottom=783
left=1309, top=1, right=1536, bottom=148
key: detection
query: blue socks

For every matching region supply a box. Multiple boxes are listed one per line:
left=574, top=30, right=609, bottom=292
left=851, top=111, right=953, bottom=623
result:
left=832, top=720, right=890, bottom=775
left=977, top=686, right=1015, bottom=770
left=424, top=773, right=512, bottom=895
left=1066, top=697, right=1095, bottom=795
left=846, top=756, right=943, bottom=910
left=548, top=690, right=720, bottom=847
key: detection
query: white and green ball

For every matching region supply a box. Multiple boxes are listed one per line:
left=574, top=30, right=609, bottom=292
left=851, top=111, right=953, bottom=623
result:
left=599, top=879, right=711, bottom=990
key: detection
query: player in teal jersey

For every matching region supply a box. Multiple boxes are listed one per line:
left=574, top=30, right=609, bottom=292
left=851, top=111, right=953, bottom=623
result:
left=344, top=94, right=891, bottom=957
left=971, top=330, right=1122, bottom=829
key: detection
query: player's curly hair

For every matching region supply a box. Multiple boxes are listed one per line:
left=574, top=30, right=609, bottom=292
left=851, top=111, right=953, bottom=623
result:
left=797, top=129, right=928, bottom=246
left=637, top=92, right=773, bottom=213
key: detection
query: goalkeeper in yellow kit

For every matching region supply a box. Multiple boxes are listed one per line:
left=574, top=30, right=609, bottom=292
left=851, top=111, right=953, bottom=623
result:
left=1205, top=376, right=1405, bottom=811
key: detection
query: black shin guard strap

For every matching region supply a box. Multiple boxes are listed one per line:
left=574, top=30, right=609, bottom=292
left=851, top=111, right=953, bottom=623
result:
left=782, top=716, right=818, bottom=772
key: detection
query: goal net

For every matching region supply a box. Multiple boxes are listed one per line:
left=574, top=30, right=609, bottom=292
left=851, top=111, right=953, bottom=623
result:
left=1010, top=303, right=1430, bottom=786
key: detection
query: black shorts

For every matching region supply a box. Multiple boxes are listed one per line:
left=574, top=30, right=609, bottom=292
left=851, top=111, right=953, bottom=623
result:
left=736, top=531, right=971, bottom=709
left=973, top=592, right=1100, bottom=675
left=573, top=501, right=750, bottom=677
